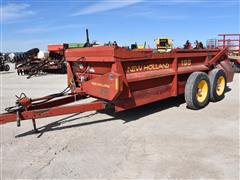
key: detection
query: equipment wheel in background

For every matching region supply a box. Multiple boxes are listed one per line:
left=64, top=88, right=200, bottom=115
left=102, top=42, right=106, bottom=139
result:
left=59, top=64, right=67, bottom=74
left=4, top=64, right=10, bottom=71
left=185, top=72, right=210, bottom=110
left=209, top=68, right=226, bottom=102
left=60, top=67, right=67, bottom=74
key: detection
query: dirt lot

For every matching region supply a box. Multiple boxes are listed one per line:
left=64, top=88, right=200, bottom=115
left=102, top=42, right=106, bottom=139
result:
left=0, top=64, right=239, bottom=179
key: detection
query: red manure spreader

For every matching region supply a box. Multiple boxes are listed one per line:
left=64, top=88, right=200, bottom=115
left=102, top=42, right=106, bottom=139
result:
left=0, top=43, right=234, bottom=132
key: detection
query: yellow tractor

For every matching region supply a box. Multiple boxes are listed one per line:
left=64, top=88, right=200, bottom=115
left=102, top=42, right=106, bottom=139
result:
left=155, top=38, right=173, bottom=53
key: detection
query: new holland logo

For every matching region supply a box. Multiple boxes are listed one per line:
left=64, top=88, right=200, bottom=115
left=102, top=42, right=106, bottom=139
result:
left=126, top=63, right=170, bottom=73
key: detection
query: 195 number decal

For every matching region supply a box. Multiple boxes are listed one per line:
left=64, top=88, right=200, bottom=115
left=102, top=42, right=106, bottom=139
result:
left=181, top=59, right=191, bottom=66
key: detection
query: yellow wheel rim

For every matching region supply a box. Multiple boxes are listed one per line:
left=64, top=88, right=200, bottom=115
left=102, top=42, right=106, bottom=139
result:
left=216, top=76, right=225, bottom=96
left=196, top=80, right=208, bottom=103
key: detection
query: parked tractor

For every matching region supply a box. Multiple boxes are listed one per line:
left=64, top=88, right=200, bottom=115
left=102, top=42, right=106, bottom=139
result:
left=0, top=53, right=10, bottom=72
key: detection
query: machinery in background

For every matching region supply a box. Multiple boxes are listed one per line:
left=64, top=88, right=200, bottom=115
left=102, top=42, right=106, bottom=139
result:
left=8, top=53, right=16, bottom=63
left=183, top=40, right=192, bottom=49
left=218, top=34, right=240, bottom=72
left=155, top=38, right=173, bottom=53
left=130, top=39, right=204, bottom=52
left=13, top=29, right=92, bottom=78
left=68, top=29, right=99, bottom=48
left=183, top=40, right=204, bottom=49
left=206, top=39, right=218, bottom=49
left=130, top=38, right=174, bottom=53
left=0, top=53, right=10, bottom=72
left=14, top=46, right=67, bottom=78
left=0, top=52, right=15, bottom=63
left=130, top=42, right=147, bottom=49
left=43, top=44, right=68, bottom=74
left=15, top=48, right=43, bottom=77
left=43, top=29, right=95, bottom=74
left=206, top=34, right=240, bottom=72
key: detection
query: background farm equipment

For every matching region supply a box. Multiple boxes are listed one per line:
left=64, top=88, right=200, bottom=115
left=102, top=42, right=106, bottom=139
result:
left=43, top=44, right=68, bottom=74
left=207, top=34, right=240, bottom=72
left=0, top=52, right=15, bottom=63
left=42, top=29, right=95, bottom=74
left=155, top=37, right=173, bottom=53
left=14, top=46, right=68, bottom=78
left=218, top=34, right=240, bottom=72
left=0, top=52, right=10, bottom=72
left=14, top=29, right=94, bottom=78
left=14, top=48, right=44, bottom=77
left=183, top=40, right=204, bottom=50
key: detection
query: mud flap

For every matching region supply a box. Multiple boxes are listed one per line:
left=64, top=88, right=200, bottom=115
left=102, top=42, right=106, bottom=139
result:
left=216, top=60, right=234, bottom=82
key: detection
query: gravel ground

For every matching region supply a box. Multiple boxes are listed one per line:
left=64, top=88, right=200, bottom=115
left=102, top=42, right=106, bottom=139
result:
left=0, top=63, right=239, bottom=179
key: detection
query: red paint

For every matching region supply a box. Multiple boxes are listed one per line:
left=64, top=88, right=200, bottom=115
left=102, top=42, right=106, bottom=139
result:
left=0, top=45, right=234, bottom=125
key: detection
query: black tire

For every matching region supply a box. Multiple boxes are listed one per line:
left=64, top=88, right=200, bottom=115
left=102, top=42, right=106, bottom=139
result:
left=185, top=72, right=210, bottom=110
left=232, top=62, right=240, bottom=73
left=209, top=68, right=226, bottom=102
left=60, top=64, right=67, bottom=74
left=60, top=67, right=66, bottom=74
left=4, top=64, right=10, bottom=71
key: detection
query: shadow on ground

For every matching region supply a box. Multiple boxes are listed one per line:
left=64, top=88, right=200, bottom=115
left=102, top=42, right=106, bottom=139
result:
left=15, top=85, right=233, bottom=138
left=16, top=95, right=186, bottom=138
left=0, top=71, right=15, bottom=75
left=25, top=73, right=66, bottom=79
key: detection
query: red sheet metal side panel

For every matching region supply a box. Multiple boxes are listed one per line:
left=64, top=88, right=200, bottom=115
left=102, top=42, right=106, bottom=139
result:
left=48, top=44, right=64, bottom=52
left=64, top=46, right=228, bottom=112
left=82, top=72, right=123, bottom=101
left=113, top=46, right=151, bottom=60
left=65, top=46, right=116, bottom=62
left=124, top=58, right=175, bottom=82
left=114, top=84, right=173, bottom=112
left=113, top=49, right=213, bottom=111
